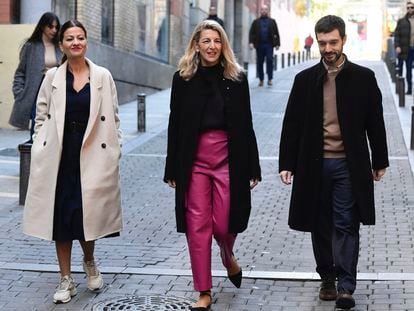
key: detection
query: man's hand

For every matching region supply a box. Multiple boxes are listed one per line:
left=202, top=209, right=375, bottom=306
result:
left=396, top=47, right=401, bottom=54
left=249, top=43, right=254, bottom=49
left=279, top=170, right=293, bottom=185
left=373, top=168, right=386, bottom=181
left=275, top=45, right=280, bottom=51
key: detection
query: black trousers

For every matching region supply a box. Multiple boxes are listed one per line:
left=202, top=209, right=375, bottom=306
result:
left=311, top=158, right=360, bottom=293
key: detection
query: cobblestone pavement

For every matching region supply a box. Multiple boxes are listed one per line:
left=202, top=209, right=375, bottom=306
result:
left=1, top=60, right=414, bottom=310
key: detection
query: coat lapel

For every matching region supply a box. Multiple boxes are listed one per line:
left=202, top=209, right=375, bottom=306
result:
left=83, top=58, right=102, bottom=144
left=51, top=62, right=68, bottom=146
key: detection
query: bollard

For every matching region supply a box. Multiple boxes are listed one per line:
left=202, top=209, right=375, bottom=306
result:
left=137, top=93, right=146, bottom=132
left=302, top=51, right=305, bottom=62
left=281, top=53, right=285, bottom=69
left=398, top=76, right=405, bottom=107
left=298, top=51, right=301, bottom=64
left=411, top=106, right=414, bottom=150
left=396, top=74, right=400, bottom=94
left=392, top=64, right=398, bottom=83
left=288, top=53, right=291, bottom=66
left=18, top=143, right=32, bottom=205
left=243, top=61, right=249, bottom=76
left=274, top=54, right=278, bottom=71
left=292, top=53, right=296, bottom=65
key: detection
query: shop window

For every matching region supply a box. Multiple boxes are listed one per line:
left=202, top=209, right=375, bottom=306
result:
left=102, top=0, right=114, bottom=45
left=136, top=0, right=169, bottom=62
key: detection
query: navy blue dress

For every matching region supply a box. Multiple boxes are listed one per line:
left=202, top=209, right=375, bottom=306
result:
left=53, top=70, right=90, bottom=241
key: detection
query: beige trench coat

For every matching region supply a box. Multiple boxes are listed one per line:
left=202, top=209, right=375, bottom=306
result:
left=23, top=58, right=122, bottom=241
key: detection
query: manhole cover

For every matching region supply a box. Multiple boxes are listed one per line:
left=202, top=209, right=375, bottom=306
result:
left=92, top=295, right=195, bottom=310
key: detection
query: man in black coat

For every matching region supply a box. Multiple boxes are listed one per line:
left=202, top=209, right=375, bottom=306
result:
left=249, top=4, right=280, bottom=87
left=206, top=5, right=224, bottom=29
left=279, top=15, right=389, bottom=309
left=394, top=2, right=414, bottom=94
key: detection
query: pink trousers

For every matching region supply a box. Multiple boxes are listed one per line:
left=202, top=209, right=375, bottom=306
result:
left=186, top=130, right=237, bottom=291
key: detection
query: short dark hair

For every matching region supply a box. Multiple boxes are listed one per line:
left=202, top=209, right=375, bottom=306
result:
left=315, top=15, right=346, bottom=38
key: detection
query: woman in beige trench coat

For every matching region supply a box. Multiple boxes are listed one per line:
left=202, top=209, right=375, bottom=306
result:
left=23, top=20, right=122, bottom=304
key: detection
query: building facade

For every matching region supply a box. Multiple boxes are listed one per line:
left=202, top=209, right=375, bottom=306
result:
left=0, top=0, right=271, bottom=128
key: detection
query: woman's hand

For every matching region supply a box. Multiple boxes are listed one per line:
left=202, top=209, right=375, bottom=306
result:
left=250, top=179, right=259, bottom=189
left=167, top=180, right=176, bottom=188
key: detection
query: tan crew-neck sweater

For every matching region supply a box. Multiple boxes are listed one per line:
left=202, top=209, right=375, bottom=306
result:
left=323, top=65, right=346, bottom=158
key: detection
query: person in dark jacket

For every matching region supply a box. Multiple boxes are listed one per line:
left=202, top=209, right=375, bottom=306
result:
left=206, top=5, right=224, bottom=28
left=279, top=15, right=388, bottom=309
left=164, top=20, right=261, bottom=311
left=10, top=12, right=61, bottom=139
left=249, top=4, right=280, bottom=86
left=394, top=2, right=414, bottom=94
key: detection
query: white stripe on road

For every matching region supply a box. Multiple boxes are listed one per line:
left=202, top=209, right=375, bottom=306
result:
left=1, top=261, right=414, bottom=281
left=0, top=159, right=19, bottom=165
left=0, top=175, right=19, bottom=180
left=126, top=153, right=166, bottom=158
left=0, top=192, right=18, bottom=198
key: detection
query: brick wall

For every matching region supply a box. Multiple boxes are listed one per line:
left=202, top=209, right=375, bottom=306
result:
left=0, top=0, right=11, bottom=23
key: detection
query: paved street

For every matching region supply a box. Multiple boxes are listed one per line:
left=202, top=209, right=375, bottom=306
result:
left=1, top=59, right=414, bottom=310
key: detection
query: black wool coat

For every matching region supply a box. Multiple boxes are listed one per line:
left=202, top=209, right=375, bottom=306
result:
left=164, top=68, right=261, bottom=233
left=394, top=15, right=411, bottom=60
left=279, top=59, right=389, bottom=232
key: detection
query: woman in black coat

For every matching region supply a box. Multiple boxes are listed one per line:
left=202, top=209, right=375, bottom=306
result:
left=164, top=20, right=261, bottom=310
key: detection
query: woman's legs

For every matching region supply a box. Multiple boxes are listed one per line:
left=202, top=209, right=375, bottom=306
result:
left=79, top=240, right=104, bottom=291
left=54, top=241, right=76, bottom=303
left=55, top=241, right=73, bottom=277
left=211, top=157, right=239, bottom=276
left=79, top=240, right=95, bottom=261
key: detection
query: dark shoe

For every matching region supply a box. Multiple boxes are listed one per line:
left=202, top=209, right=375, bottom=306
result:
left=190, top=291, right=212, bottom=311
left=267, top=80, right=273, bottom=86
left=335, top=290, right=355, bottom=309
left=258, top=80, right=264, bottom=87
left=228, top=269, right=242, bottom=288
left=406, top=90, right=412, bottom=95
left=319, top=279, right=337, bottom=301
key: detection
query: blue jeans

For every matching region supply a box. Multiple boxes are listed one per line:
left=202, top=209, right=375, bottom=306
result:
left=311, top=158, right=360, bottom=293
left=397, top=46, right=414, bottom=91
left=256, top=43, right=273, bottom=81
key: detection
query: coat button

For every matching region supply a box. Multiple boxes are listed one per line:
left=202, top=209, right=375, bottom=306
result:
left=47, top=114, right=51, bottom=119
left=101, top=143, right=106, bottom=148
left=226, top=87, right=230, bottom=90
left=101, top=116, right=105, bottom=121
left=43, top=141, right=47, bottom=146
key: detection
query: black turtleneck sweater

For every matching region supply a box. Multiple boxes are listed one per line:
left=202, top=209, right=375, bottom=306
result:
left=198, top=64, right=226, bottom=131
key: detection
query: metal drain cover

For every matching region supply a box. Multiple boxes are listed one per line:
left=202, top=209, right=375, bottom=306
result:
left=92, top=295, right=194, bottom=310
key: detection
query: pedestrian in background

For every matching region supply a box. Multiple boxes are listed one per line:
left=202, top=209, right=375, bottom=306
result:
left=23, top=20, right=122, bottom=304
left=164, top=20, right=261, bottom=311
left=9, top=12, right=62, bottom=141
left=394, top=1, right=414, bottom=94
left=249, top=4, right=280, bottom=87
left=279, top=15, right=388, bottom=309
left=206, top=5, right=224, bottom=28
left=304, top=33, right=314, bottom=60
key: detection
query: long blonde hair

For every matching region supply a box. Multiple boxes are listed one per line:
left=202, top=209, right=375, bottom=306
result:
left=178, top=20, right=243, bottom=81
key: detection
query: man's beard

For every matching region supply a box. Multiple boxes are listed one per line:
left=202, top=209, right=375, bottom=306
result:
left=322, top=51, right=342, bottom=65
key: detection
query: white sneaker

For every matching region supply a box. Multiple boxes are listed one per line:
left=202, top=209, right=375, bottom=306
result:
left=83, top=260, right=104, bottom=291
left=53, top=275, right=77, bottom=304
